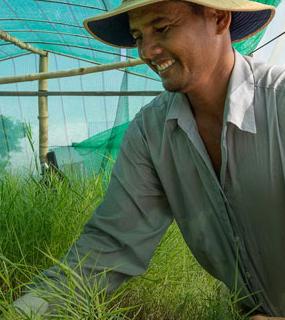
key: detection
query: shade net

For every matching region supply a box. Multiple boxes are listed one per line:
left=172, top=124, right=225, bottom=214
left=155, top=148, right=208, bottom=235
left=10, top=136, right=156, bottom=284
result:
left=0, top=0, right=281, bottom=176
left=51, top=72, right=137, bottom=177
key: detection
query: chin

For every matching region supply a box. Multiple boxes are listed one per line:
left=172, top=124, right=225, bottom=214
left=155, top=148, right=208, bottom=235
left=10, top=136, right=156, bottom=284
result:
left=161, top=76, right=192, bottom=93
left=162, top=83, right=186, bottom=93
left=162, top=81, right=181, bottom=92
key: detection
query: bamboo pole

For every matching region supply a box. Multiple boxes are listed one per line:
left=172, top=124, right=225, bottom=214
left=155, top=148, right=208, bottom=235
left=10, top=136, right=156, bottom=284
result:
left=41, top=51, right=157, bottom=81
left=38, top=54, right=49, bottom=172
left=0, top=30, right=47, bottom=56
left=0, top=59, right=144, bottom=84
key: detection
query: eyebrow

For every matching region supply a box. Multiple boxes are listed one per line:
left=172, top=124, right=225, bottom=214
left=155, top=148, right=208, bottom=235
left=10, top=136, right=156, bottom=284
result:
left=130, top=16, right=171, bottom=34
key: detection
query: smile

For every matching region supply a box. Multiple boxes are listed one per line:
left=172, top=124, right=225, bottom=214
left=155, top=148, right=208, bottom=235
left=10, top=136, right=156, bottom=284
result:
left=153, top=59, right=176, bottom=73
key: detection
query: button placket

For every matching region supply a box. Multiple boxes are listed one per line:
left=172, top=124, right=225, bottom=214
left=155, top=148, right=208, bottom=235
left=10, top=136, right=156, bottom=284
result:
left=220, top=124, right=228, bottom=188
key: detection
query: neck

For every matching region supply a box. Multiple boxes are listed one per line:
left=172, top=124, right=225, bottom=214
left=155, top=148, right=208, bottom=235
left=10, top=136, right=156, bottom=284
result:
left=186, top=49, right=235, bottom=121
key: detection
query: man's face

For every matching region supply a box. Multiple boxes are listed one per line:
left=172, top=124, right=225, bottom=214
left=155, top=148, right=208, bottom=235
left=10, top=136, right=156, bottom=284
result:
left=128, top=1, right=224, bottom=93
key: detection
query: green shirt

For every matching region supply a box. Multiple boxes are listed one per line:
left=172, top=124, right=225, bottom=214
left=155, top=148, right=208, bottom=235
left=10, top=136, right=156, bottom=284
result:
left=47, top=51, right=285, bottom=316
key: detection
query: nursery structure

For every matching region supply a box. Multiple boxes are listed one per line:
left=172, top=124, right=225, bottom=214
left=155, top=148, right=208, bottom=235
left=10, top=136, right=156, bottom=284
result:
left=0, top=0, right=282, bottom=175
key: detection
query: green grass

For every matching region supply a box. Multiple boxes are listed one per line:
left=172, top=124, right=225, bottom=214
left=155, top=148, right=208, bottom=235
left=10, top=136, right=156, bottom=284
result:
left=0, top=171, right=249, bottom=319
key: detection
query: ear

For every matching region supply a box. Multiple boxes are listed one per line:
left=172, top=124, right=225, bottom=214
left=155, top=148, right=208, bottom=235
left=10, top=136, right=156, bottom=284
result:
left=214, top=10, right=231, bottom=36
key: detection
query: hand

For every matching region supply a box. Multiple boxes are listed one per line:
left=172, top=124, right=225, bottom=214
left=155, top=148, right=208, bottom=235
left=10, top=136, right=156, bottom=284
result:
left=13, top=292, right=49, bottom=317
left=250, top=315, right=285, bottom=320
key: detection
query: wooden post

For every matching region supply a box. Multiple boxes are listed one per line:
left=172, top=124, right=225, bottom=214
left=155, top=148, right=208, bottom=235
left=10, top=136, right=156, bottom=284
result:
left=38, top=54, right=49, bottom=173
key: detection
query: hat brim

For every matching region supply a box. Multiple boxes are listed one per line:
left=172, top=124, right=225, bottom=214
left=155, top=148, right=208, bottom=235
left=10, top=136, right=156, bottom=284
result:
left=84, top=0, right=275, bottom=48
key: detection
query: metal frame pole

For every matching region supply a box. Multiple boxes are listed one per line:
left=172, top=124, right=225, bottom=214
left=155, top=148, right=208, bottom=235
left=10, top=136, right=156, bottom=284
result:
left=0, top=91, right=162, bottom=96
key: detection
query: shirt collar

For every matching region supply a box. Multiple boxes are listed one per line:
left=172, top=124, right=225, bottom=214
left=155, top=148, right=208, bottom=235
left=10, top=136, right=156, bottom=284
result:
left=166, top=92, right=194, bottom=124
left=166, top=50, right=256, bottom=134
left=224, top=50, right=256, bottom=134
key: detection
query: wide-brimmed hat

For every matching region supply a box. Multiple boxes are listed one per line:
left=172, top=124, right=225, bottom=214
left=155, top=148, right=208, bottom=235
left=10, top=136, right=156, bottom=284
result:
left=84, top=0, right=275, bottom=48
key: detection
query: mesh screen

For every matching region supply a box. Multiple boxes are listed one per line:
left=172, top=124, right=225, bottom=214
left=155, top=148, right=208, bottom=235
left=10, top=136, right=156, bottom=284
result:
left=0, top=0, right=281, bottom=175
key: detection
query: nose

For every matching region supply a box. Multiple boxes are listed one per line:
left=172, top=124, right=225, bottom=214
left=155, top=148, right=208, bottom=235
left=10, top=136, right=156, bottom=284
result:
left=139, top=36, right=163, bottom=61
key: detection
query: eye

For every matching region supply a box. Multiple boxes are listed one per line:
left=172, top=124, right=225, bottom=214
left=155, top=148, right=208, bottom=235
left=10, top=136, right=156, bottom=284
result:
left=155, top=25, right=170, bottom=33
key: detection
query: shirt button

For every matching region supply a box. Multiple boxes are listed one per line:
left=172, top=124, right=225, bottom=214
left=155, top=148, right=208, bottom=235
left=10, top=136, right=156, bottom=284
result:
left=246, top=271, right=251, bottom=279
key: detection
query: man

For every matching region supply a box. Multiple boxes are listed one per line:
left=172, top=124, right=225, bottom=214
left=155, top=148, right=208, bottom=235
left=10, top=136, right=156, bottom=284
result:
left=11, top=0, right=285, bottom=319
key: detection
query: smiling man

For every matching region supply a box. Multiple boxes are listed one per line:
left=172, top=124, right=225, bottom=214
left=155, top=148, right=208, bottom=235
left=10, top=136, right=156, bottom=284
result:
left=11, top=0, right=285, bottom=319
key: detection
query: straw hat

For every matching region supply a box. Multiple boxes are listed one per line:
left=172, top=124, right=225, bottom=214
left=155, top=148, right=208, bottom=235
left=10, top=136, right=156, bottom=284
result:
left=84, top=0, right=275, bottom=48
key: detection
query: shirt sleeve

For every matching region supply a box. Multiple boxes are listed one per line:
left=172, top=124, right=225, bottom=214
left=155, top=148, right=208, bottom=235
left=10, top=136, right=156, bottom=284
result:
left=43, top=113, right=174, bottom=293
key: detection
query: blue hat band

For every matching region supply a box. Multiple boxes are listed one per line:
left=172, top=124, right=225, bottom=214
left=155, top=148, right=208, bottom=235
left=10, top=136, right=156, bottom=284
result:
left=87, top=9, right=273, bottom=47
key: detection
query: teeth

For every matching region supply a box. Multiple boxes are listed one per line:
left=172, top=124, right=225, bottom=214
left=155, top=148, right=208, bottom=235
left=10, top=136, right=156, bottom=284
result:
left=155, top=59, right=175, bottom=72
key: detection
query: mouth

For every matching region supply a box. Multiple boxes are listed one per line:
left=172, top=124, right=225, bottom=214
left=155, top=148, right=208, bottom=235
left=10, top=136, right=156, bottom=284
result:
left=151, top=59, right=176, bottom=75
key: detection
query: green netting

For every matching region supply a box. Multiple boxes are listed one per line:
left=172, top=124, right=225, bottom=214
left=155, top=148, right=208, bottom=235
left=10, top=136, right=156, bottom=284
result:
left=1, top=0, right=280, bottom=75
left=51, top=70, right=132, bottom=176
left=73, top=72, right=131, bottom=174
left=0, top=0, right=282, bottom=176
left=0, top=0, right=126, bottom=65
left=52, top=0, right=281, bottom=176
left=74, top=121, right=129, bottom=174
left=233, top=0, right=281, bottom=54
left=48, top=122, right=129, bottom=178
left=49, top=0, right=280, bottom=175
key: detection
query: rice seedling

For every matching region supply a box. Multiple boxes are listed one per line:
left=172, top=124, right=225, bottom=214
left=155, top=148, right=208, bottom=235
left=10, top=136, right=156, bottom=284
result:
left=0, top=170, right=249, bottom=319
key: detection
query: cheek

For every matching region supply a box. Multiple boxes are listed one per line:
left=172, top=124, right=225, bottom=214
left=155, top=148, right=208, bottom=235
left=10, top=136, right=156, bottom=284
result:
left=175, top=45, right=196, bottom=66
left=179, top=43, right=208, bottom=67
